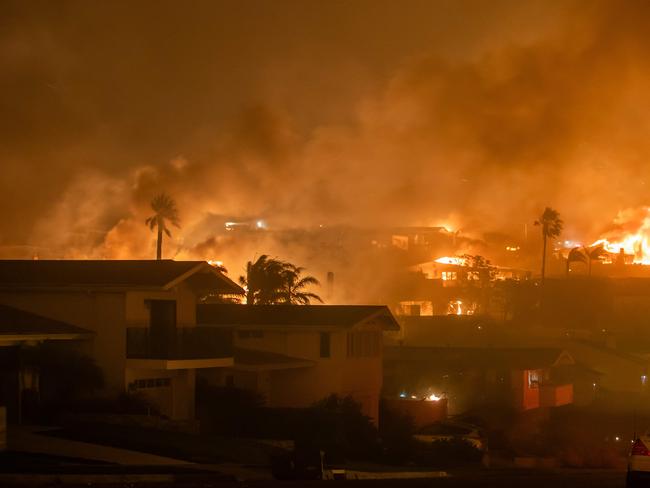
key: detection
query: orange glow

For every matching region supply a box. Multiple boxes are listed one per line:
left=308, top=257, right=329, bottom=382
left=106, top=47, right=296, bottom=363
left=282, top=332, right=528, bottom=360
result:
left=591, top=207, right=650, bottom=264
left=435, top=256, right=466, bottom=266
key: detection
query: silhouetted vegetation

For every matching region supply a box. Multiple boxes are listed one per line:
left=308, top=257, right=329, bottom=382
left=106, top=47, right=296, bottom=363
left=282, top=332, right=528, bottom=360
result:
left=21, top=343, right=104, bottom=405
left=535, top=207, right=563, bottom=284
left=377, top=399, right=417, bottom=464
left=297, top=394, right=379, bottom=463
left=239, top=255, right=322, bottom=304
left=196, top=382, right=264, bottom=436
left=145, top=193, right=180, bottom=260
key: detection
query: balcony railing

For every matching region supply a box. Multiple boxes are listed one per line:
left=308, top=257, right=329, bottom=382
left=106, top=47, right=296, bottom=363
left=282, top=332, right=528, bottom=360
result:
left=126, top=327, right=233, bottom=360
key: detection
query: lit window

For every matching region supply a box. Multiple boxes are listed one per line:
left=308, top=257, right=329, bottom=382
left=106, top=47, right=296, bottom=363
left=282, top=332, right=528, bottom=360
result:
left=528, top=370, right=540, bottom=388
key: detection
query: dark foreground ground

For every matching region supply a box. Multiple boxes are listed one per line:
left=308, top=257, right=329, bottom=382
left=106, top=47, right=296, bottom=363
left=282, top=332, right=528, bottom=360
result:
left=0, top=469, right=628, bottom=488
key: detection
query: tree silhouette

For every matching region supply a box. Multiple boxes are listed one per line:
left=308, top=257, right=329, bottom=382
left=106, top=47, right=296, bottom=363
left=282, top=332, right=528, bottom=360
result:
left=280, top=265, right=323, bottom=305
left=239, top=255, right=290, bottom=304
left=239, top=256, right=322, bottom=305
left=145, top=193, right=180, bottom=260
left=534, top=207, right=563, bottom=284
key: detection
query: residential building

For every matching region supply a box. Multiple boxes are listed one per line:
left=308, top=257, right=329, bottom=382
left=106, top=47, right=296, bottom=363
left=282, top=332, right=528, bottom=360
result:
left=0, top=260, right=242, bottom=420
left=0, top=303, right=93, bottom=423
left=197, top=304, right=400, bottom=422
left=384, top=346, right=575, bottom=414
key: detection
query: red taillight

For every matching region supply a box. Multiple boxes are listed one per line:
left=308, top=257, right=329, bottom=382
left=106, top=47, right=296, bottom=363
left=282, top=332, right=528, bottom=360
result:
left=631, top=439, right=650, bottom=456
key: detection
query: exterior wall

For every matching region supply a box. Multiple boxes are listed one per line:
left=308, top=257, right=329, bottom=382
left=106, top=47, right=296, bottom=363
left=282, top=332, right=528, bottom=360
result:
left=233, top=326, right=384, bottom=421
left=0, top=291, right=126, bottom=391
left=540, top=383, right=573, bottom=407
left=124, top=367, right=196, bottom=419
left=125, top=282, right=197, bottom=327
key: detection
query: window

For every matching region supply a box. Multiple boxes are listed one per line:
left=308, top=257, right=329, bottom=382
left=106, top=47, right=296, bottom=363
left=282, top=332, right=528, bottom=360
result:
left=320, top=332, right=331, bottom=358
left=346, top=331, right=380, bottom=358
left=148, top=300, right=177, bottom=329
left=441, top=271, right=457, bottom=281
left=527, top=370, right=541, bottom=388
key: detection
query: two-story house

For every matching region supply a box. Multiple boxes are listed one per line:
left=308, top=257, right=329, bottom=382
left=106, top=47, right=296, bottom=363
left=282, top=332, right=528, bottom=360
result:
left=0, top=260, right=242, bottom=420
left=196, top=304, right=400, bottom=422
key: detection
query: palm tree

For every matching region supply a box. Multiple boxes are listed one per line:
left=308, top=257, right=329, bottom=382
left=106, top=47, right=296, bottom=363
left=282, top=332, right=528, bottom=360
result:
left=145, top=193, right=181, bottom=260
left=239, top=255, right=289, bottom=304
left=239, top=256, right=323, bottom=305
left=280, top=266, right=323, bottom=305
left=566, top=247, right=587, bottom=276
left=534, top=207, right=563, bottom=285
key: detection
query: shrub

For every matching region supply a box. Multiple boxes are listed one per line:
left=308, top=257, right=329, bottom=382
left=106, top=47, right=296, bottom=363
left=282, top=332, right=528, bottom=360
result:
left=196, top=382, right=264, bottom=436
left=378, top=399, right=417, bottom=464
left=296, top=395, right=379, bottom=464
left=413, top=438, right=484, bottom=467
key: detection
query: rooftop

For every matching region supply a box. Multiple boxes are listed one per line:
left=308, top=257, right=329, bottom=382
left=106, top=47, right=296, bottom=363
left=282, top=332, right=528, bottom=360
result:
left=0, top=303, right=92, bottom=338
left=198, top=304, right=400, bottom=330
left=384, top=346, right=574, bottom=370
left=0, top=260, right=243, bottom=293
left=233, top=347, right=314, bottom=371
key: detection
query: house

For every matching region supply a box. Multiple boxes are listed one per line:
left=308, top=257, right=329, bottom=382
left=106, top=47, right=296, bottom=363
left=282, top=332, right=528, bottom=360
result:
left=384, top=346, right=575, bottom=414
left=0, top=260, right=242, bottom=420
left=0, top=303, right=93, bottom=423
left=196, top=304, right=400, bottom=422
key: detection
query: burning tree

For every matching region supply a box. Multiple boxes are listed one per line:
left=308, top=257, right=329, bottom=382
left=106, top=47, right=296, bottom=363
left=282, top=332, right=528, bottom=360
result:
left=145, top=193, right=180, bottom=260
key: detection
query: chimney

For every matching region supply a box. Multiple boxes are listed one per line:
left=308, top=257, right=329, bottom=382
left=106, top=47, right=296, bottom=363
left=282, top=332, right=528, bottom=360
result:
left=326, top=271, right=334, bottom=302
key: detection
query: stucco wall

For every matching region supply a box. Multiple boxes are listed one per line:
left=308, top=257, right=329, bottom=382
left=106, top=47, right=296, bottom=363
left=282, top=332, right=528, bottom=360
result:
left=0, top=291, right=126, bottom=391
left=234, top=327, right=384, bottom=421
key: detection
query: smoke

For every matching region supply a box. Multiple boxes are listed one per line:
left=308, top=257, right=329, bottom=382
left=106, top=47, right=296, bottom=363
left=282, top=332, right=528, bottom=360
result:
left=2, top=0, right=650, bottom=290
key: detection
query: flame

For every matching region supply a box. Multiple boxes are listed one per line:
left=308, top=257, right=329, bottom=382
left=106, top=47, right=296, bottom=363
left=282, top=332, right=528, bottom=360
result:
left=435, top=256, right=466, bottom=266
left=591, top=207, right=650, bottom=265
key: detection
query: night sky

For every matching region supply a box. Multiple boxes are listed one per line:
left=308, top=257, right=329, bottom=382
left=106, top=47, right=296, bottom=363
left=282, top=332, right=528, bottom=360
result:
left=2, top=0, right=650, bottom=262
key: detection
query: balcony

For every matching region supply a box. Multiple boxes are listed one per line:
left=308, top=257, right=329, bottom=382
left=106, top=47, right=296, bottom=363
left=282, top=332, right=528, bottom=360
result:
left=126, top=327, right=233, bottom=370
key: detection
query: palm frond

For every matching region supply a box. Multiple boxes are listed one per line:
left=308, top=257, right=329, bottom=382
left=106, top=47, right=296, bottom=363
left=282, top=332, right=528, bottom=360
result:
left=294, top=276, right=321, bottom=289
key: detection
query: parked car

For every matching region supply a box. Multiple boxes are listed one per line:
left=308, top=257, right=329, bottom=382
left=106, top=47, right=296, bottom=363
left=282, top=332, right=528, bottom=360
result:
left=627, top=434, right=650, bottom=487
left=414, top=420, right=487, bottom=452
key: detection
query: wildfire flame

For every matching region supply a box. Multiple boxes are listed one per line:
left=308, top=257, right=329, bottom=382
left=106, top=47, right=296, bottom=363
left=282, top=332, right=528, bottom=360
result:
left=591, top=207, right=650, bottom=265
left=435, top=256, right=466, bottom=266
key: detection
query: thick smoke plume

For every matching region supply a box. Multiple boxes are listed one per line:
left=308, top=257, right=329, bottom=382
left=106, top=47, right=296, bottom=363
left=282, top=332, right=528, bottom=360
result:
left=2, top=0, right=650, bottom=291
